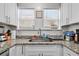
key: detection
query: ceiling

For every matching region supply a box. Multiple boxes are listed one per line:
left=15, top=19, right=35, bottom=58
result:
left=17, top=3, right=61, bottom=9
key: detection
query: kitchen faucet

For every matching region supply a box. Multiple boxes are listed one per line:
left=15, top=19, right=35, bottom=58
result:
left=39, top=28, right=41, bottom=37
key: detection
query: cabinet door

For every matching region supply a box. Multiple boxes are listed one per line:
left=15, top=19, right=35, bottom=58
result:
left=43, top=45, right=63, bottom=56
left=61, top=4, right=67, bottom=25
left=5, top=3, right=11, bottom=24
left=23, top=45, right=40, bottom=56
left=61, top=3, right=70, bottom=26
left=5, top=3, right=17, bottom=25
left=9, top=3, right=17, bottom=26
left=16, top=45, right=23, bottom=56
left=0, top=3, right=5, bottom=23
left=9, top=46, right=16, bottom=56
left=71, top=4, right=79, bottom=23
left=63, top=46, right=78, bottom=56
left=24, top=45, right=63, bottom=56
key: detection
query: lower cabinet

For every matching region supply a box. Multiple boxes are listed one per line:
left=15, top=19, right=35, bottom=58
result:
left=9, top=46, right=16, bottom=56
left=9, top=45, right=63, bottom=56
left=9, top=45, right=23, bottom=56
left=63, top=46, right=78, bottom=56
left=23, top=45, right=63, bottom=56
left=15, top=45, right=23, bottom=56
left=9, top=44, right=79, bottom=56
left=0, top=50, right=9, bottom=56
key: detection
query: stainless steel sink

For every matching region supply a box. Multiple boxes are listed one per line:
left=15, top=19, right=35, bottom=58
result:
left=29, top=37, right=53, bottom=42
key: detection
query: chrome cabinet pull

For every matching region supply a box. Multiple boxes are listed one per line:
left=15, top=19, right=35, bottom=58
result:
left=38, top=53, right=43, bottom=56
left=22, top=45, right=23, bottom=55
left=41, top=53, right=43, bottom=56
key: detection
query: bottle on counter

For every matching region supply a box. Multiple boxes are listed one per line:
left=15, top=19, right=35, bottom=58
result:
left=4, top=30, right=12, bottom=46
left=74, top=34, right=79, bottom=43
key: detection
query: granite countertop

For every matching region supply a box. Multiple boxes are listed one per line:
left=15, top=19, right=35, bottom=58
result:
left=15, top=39, right=79, bottom=54
left=0, top=40, right=16, bottom=55
left=62, top=41, right=79, bottom=54
left=0, top=39, right=79, bottom=55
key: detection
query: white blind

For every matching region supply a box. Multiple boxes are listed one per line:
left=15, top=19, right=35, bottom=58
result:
left=44, top=9, right=59, bottom=29
left=19, top=9, right=34, bottom=29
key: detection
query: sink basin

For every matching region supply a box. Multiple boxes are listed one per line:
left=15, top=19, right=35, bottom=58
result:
left=29, top=37, right=53, bottom=42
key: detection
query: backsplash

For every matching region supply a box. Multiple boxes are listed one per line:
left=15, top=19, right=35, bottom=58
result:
left=16, top=30, right=63, bottom=36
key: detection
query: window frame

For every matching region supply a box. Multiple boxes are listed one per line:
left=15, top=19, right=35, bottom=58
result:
left=43, top=8, right=60, bottom=29
left=18, top=8, right=35, bottom=29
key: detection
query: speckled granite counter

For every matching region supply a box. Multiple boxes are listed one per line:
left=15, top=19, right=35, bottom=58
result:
left=0, top=42, right=10, bottom=55
left=0, top=39, right=79, bottom=55
left=0, top=40, right=16, bottom=55
left=15, top=39, right=79, bottom=55
left=62, top=41, right=79, bottom=54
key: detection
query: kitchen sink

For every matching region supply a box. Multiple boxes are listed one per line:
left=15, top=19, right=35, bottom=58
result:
left=29, top=37, right=53, bottom=42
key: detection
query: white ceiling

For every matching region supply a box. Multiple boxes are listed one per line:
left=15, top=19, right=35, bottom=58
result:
left=17, top=3, right=61, bottom=9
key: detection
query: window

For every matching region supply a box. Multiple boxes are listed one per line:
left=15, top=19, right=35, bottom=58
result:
left=18, top=9, right=34, bottom=29
left=44, top=9, right=59, bottom=29
left=18, top=8, right=60, bottom=30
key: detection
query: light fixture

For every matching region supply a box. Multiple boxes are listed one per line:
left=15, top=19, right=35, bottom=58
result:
left=36, top=6, right=42, bottom=11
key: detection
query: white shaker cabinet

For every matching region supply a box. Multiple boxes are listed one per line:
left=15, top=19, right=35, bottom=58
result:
left=24, top=45, right=63, bottom=56
left=42, top=45, right=63, bottom=56
left=16, top=45, right=23, bottom=56
left=5, top=3, right=17, bottom=26
left=71, top=4, right=79, bottom=24
left=63, top=46, right=78, bottom=56
left=9, top=46, right=16, bottom=56
left=0, top=3, right=6, bottom=23
left=60, top=3, right=72, bottom=26
left=60, top=4, right=69, bottom=26
left=9, top=3, right=17, bottom=26
left=23, top=45, right=41, bottom=56
left=9, top=45, right=23, bottom=56
left=0, top=3, right=17, bottom=26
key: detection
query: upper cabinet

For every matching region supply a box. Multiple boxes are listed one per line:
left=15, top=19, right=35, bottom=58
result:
left=71, top=4, right=79, bottom=24
left=0, top=4, right=5, bottom=23
left=61, top=3, right=79, bottom=26
left=60, top=3, right=72, bottom=26
left=0, top=3, right=17, bottom=26
left=5, top=3, right=18, bottom=26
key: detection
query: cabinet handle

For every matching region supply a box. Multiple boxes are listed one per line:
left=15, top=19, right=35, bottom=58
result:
left=5, top=16, right=10, bottom=24
left=22, top=45, right=23, bottom=55
left=38, top=53, right=43, bottom=56
left=38, top=32, right=39, bottom=34
left=41, top=53, right=43, bottom=56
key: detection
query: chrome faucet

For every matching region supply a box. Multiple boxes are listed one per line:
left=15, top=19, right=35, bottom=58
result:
left=39, top=28, right=41, bottom=37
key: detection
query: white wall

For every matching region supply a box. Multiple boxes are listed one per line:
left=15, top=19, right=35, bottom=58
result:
left=16, top=3, right=62, bottom=36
